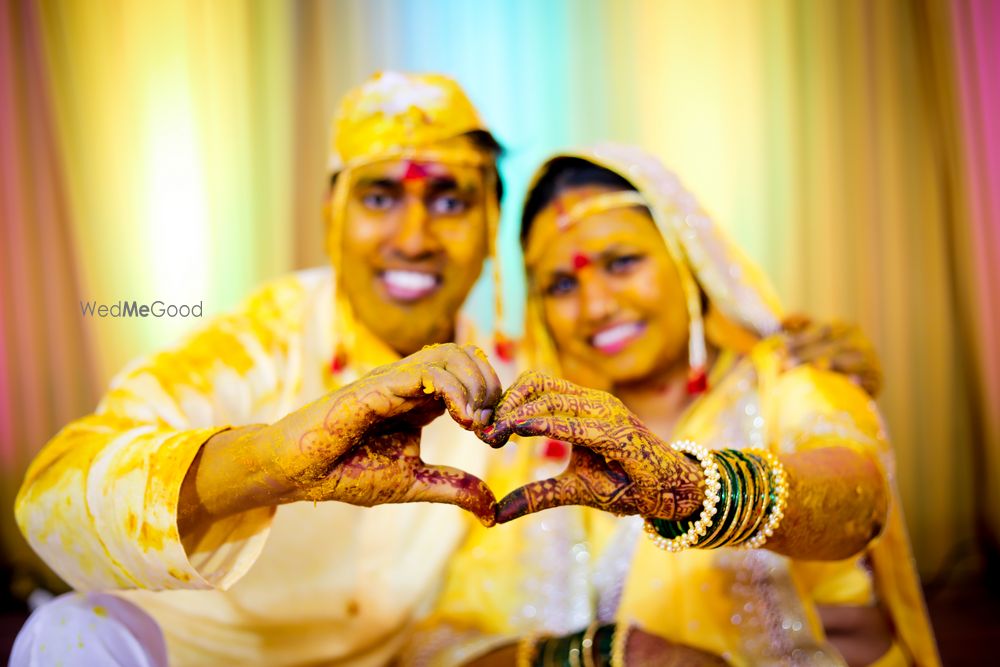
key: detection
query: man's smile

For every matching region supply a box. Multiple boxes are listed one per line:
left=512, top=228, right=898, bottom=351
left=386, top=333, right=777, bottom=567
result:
left=378, top=268, right=442, bottom=302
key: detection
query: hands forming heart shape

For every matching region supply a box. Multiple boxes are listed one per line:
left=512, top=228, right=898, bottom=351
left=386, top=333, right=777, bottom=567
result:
left=265, top=343, right=704, bottom=528
left=266, top=316, right=878, bottom=527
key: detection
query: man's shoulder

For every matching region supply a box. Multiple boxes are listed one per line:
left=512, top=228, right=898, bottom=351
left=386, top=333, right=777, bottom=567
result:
left=235, top=267, right=333, bottom=321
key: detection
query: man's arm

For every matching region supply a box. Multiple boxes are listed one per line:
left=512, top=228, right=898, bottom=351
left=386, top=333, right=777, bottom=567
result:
left=15, top=276, right=310, bottom=592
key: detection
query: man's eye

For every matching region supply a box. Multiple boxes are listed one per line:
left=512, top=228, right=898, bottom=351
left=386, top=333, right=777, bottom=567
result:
left=607, top=254, right=643, bottom=275
left=429, top=195, right=467, bottom=216
left=545, top=275, right=577, bottom=297
left=362, top=192, right=396, bottom=211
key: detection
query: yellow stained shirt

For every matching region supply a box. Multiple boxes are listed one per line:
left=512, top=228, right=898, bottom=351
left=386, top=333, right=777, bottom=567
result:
left=15, top=267, right=502, bottom=667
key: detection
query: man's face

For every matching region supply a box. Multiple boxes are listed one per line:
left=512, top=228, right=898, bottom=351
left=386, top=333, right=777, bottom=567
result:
left=337, top=139, right=491, bottom=356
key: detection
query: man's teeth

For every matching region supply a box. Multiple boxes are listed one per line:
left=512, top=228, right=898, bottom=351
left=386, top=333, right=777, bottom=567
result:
left=382, top=270, right=437, bottom=291
left=592, top=322, right=642, bottom=349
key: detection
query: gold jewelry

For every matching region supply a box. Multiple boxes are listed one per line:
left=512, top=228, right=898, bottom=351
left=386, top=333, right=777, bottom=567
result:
left=582, top=622, right=600, bottom=667
left=541, top=635, right=560, bottom=667
left=644, top=440, right=721, bottom=551
left=568, top=639, right=582, bottom=667
left=611, top=624, right=631, bottom=667
left=740, top=448, right=789, bottom=549
left=516, top=633, right=541, bottom=667
left=732, top=450, right=770, bottom=544
left=696, top=449, right=741, bottom=549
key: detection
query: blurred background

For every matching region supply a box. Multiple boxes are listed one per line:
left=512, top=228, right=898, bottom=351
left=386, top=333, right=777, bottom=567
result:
left=2, top=0, right=998, bottom=660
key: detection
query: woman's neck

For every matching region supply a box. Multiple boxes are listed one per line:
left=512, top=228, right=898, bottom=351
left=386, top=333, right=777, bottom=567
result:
left=613, top=346, right=719, bottom=440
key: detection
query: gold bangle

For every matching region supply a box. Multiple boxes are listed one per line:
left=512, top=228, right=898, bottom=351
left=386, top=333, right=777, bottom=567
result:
left=611, top=624, right=631, bottom=667
left=581, top=622, right=600, bottom=667
left=740, top=448, right=789, bottom=549
left=516, top=633, right=541, bottom=667
left=643, top=440, right=722, bottom=551
left=732, top=450, right=771, bottom=544
left=568, top=637, right=582, bottom=667
left=541, top=635, right=560, bottom=667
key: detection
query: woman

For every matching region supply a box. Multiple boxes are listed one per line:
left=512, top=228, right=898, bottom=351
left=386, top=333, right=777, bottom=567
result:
left=407, top=145, right=938, bottom=666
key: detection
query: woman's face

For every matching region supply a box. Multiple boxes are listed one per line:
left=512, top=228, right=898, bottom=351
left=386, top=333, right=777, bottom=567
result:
left=526, top=184, right=690, bottom=385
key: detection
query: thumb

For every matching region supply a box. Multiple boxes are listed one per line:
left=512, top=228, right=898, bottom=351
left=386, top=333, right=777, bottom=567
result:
left=495, top=474, right=583, bottom=523
left=406, top=465, right=497, bottom=527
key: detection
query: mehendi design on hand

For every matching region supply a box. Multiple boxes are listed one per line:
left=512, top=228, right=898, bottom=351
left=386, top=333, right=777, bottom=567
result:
left=481, top=371, right=705, bottom=523
left=276, top=343, right=501, bottom=525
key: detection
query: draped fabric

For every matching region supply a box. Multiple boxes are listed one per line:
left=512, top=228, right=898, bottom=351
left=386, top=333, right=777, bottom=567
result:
left=0, top=0, right=97, bottom=593
left=1, top=0, right=997, bottom=594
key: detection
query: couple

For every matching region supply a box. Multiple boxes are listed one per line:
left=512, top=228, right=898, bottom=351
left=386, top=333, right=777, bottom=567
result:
left=13, top=72, right=937, bottom=666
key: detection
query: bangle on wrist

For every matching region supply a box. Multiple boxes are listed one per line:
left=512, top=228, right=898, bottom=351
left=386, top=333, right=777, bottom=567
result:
left=740, top=448, right=788, bottom=549
left=644, top=440, right=721, bottom=551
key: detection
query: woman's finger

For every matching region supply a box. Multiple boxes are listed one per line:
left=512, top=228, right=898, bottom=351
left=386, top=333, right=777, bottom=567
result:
left=493, top=371, right=589, bottom=420
left=495, top=473, right=584, bottom=523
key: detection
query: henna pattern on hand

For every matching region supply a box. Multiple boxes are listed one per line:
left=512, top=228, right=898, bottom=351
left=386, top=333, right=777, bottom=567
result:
left=483, top=371, right=705, bottom=523
left=278, top=343, right=500, bottom=525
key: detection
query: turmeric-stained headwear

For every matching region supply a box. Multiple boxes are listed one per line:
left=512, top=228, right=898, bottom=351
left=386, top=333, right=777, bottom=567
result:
left=520, top=143, right=784, bottom=392
left=325, top=72, right=505, bottom=376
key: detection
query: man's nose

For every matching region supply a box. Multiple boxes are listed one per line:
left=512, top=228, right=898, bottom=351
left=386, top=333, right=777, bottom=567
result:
left=388, top=198, right=439, bottom=260
left=579, top=273, right=617, bottom=323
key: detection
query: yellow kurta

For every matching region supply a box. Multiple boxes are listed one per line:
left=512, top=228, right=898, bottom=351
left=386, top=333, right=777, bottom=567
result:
left=15, top=267, right=503, bottom=666
left=415, top=347, right=938, bottom=666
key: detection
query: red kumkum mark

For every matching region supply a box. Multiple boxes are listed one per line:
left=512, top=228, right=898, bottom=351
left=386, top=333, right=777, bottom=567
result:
left=402, top=161, right=429, bottom=182
left=571, top=252, right=592, bottom=271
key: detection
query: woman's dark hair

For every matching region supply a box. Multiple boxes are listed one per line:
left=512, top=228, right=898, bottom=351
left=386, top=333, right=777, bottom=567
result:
left=328, top=129, right=505, bottom=203
left=520, top=157, right=636, bottom=246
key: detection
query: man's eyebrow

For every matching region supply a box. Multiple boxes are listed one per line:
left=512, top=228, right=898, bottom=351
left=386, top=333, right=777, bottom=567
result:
left=355, top=177, right=402, bottom=190
left=423, top=176, right=463, bottom=196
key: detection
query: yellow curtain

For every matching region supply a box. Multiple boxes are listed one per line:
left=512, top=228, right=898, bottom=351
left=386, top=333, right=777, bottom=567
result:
left=2, top=1, right=995, bottom=592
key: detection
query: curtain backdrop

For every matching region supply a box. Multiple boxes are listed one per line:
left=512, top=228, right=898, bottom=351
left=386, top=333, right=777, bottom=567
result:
left=1, top=0, right=997, bottom=588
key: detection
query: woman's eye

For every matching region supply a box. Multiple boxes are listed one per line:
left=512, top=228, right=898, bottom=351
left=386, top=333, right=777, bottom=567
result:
left=429, top=195, right=467, bottom=216
left=362, top=192, right=396, bottom=211
left=545, top=275, right=577, bottom=297
left=607, top=254, right=643, bottom=275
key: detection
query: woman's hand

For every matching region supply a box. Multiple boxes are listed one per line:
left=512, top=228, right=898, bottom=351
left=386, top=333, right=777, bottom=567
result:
left=479, top=371, right=704, bottom=524
left=180, top=344, right=502, bottom=534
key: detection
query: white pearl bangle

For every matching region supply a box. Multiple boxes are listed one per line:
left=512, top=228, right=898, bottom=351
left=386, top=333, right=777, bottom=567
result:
left=643, top=439, right=722, bottom=552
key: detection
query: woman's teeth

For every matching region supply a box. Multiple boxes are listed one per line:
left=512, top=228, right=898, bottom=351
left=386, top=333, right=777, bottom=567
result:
left=590, top=322, right=644, bottom=354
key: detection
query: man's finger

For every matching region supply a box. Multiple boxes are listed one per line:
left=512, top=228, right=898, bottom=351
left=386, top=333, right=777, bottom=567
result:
left=495, top=474, right=583, bottom=523
left=439, top=348, right=487, bottom=415
left=406, top=464, right=497, bottom=527
left=419, top=366, right=472, bottom=428
left=463, top=344, right=503, bottom=415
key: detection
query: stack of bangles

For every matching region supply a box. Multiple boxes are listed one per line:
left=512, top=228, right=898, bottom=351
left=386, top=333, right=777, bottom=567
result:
left=517, top=623, right=629, bottom=667
left=643, top=440, right=789, bottom=552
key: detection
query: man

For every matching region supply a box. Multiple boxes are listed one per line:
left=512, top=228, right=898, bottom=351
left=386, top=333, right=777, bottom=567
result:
left=14, top=71, right=511, bottom=666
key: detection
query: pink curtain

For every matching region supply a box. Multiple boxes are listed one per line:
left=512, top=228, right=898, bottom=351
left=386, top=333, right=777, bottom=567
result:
left=0, top=0, right=96, bottom=593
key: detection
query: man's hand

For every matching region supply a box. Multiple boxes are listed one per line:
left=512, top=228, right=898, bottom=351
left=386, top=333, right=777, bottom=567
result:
left=180, top=344, right=502, bottom=537
left=478, top=371, right=704, bottom=524
left=781, top=315, right=882, bottom=397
